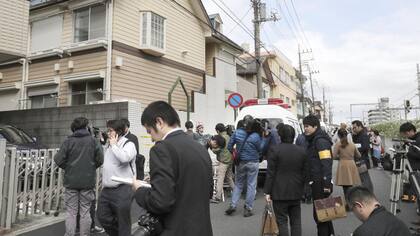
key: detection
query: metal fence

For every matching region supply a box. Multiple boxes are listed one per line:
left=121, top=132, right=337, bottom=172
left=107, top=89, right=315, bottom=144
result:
left=0, top=139, right=102, bottom=230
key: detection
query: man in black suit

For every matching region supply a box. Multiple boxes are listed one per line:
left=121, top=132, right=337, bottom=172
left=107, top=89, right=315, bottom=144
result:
left=121, top=118, right=145, bottom=180
left=347, top=186, right=411, bottom=236
left=264, top=124, right=308, bottom=236
left=132, top=101, right=213, bottom=236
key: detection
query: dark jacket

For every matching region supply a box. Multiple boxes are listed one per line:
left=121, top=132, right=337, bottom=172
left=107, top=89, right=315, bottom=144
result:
left=352, top=130, right=370, bottom=161
left=264, top=143, right=309, bottom=200
left=353, top=206, right=411, bottom=236
left=54, top=129, right=103, bottom=189
left=125, top=131, right=145, bottom=180
left=262, top=128, right=281, bottom=157
left=305, top=128, right=333, bottom=185
left=134, top=130, right=213, bottom=236
left=408, top=132, right=420, bottom=170
left=227, top=128, right=268, bottom=162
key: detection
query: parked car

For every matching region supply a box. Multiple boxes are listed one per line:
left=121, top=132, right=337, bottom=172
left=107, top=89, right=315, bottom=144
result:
left=0, top=124, right=47, bottom=150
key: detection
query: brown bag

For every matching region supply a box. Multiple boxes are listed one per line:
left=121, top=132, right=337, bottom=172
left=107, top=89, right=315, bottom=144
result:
left=261, top=203, right=279, bottom=236
left=355, top=160, right=368, bottom=174
left=314, top=196, right=347, bottom=222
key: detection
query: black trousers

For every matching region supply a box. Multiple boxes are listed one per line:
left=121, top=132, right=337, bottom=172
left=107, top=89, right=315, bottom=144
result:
left=311, top=181, right=335, bottom=236
left=97, top=185, right=133, bottom=236
left=273, top=200, right=302, bottom=236
left=362, top=155, right=371, bottom=169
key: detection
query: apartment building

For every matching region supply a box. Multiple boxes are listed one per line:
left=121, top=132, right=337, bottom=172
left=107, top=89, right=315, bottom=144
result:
left=0, top=0, right=213, bottom=112
left=0, top=0, right=30, bottom=111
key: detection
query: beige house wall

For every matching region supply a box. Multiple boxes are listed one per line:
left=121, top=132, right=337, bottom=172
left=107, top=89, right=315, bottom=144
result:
left=113, top=0, right=207, bottom=71
left=27, top=51, right=107, bottom=105
left=0, top=0, right=29, bottom=57
left=205, top=43, right=217, bottom=76
left=110, top=49, right=204, bottom=111
left=0, top=66, right=23, bottom=85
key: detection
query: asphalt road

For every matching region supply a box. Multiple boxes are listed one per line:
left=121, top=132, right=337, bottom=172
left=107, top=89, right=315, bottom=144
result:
left=20, top=161, right=420, bottom=236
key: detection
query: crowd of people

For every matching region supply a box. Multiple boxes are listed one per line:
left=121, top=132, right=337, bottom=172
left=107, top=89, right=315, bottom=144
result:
left=54, top=101, right=420, bottom=236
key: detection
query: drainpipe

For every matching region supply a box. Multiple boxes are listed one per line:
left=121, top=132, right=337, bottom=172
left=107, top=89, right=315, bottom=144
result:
left=105, top=0, right=113, bottom=101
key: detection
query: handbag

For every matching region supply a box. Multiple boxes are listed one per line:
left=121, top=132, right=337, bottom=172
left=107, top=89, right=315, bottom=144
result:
left=314, top=196, right=347, bottom=222
left=355, top=160, right=368, bottom=174
left=260, top=203, right=279, bottom=236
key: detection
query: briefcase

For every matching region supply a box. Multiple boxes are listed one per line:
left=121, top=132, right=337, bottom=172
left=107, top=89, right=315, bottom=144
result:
left=261, top=203, right=279, bottom=236
left=314, top=196, right=347, bottom=222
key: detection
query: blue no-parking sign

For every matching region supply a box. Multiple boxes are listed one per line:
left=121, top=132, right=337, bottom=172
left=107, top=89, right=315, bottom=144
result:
left=228, top=93, right=244, bottom=108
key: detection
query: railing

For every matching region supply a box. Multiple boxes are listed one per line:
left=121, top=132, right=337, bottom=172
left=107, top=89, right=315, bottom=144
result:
left=0, top=139, right=102, bottom=230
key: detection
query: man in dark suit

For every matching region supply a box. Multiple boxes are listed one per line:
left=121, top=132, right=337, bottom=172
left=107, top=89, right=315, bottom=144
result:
left=132, top=101, right=213, bottom=236
left=264, top=124, right=309, bottom=236
left=347, top=186, right=411, bottom=236
left=121, top=118, right=145, bottom=180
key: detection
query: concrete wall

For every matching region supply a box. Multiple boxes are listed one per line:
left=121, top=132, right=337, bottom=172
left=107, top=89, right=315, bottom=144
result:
left=0, top=102, right=131, bottom=148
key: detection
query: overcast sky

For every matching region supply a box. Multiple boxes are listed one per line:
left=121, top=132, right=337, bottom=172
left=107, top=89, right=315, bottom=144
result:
left=202, top=0, right=420, bottom=124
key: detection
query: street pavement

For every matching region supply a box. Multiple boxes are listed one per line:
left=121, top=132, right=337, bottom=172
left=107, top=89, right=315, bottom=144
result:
left=20, top=160, right=420, bottom=236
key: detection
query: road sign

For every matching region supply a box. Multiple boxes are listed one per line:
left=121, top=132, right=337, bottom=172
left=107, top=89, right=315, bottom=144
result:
left=228, top=93, right=244, bottom=108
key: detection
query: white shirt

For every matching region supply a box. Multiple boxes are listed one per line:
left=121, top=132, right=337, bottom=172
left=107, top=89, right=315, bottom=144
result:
left=162, top=128, right=183, bottom=140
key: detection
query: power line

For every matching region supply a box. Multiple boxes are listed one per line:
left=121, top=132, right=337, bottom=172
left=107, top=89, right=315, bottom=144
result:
left=289, top=0, right=312, bottom=49
left=210, top=0, right=271, bottom=54
left=167, top=0, right=262, bottom=62
left=275, top=0, right=300, bottom=46
left=227, top=6, right=252, bottom=34
left=282, top=0, right=307, bottom=48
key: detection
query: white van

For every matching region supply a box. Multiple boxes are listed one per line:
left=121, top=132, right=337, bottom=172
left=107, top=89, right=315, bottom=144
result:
left=235, top=98, right=302, bottom=183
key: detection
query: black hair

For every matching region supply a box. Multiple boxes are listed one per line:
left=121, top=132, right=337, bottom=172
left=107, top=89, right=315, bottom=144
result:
left=185, top=121, right=194, bottom=129
left=277, top=124, right=295, bottom=144
left=120, top=118, right=130, bottom=128
left=351, top=120, right=364, bottom=128
left=346, top=186, right=377, bottom=207
left=141, top=101, right=181, bottom=131
left=226, top=125, right=235, bottom=136
left=337, top=128, right=349, bottom=148
left=236, top=120, right=244, bottom=129
left=303, top=115, right=320, bottom=128
left=400, top=122, right=416, bottom=133
left=211, top=135, right=226, bottom=148
left=373, top=129, right=379, bottom=136
left=106, top=119, right=125, bottom=136
left=71, top=117, right=89, bottom=132
left=215, top=123, right=226, bottom=133
left=276, top=123, right=285, bottom=131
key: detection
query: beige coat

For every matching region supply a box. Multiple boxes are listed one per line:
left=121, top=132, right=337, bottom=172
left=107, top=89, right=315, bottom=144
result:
left=333, top=142, right=362, bottom=186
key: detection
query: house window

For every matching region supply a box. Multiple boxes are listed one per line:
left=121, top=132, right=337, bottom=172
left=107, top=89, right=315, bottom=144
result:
left=74, top=4, right=106, bottom=43
left=286, top=97, right=290, bottom=104
left=31, top=15, right=63, bottom=52
left=140, top=11, right=166, bottom=56
left=30, top=94, right=58, bottom=109
left=71, top=80, right=103, bottom=105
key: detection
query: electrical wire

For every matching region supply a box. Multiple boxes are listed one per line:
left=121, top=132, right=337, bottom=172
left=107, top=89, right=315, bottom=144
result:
left=227, top=6, right=252, bottom=35
left=210, top=0, right=271, bottom=54
left=289, top=0, right=312, bottom=49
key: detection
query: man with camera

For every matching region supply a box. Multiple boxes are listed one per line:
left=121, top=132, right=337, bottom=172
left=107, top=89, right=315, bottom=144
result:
left=303, top=115, right=334, bottom=236
left=54, top=117, right=104, bottom=236
left=97, top=119, right=137, bottom=236
left=400, top=122, right=420, bottom=216
left=132, top=101, right=213, bottom=236
left=225, top=115, right=269, bottom=217
left=209, top=124, right=235, bottom=203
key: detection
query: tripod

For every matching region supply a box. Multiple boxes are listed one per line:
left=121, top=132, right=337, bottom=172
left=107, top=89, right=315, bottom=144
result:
left=389, top=142, right=420, bottom=215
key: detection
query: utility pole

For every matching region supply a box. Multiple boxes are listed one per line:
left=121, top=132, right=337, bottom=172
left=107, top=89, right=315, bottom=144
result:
left=298, top=45, right=306, bottom=117
left=417, top=63, right=420, bottom=108
left=307, top=64, right=318, bottom=113
left=252, top=0, right=277, bottom=98
left=322, top=87, right=326, bottom=122
left=329, top=101, right=333, bottom=124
